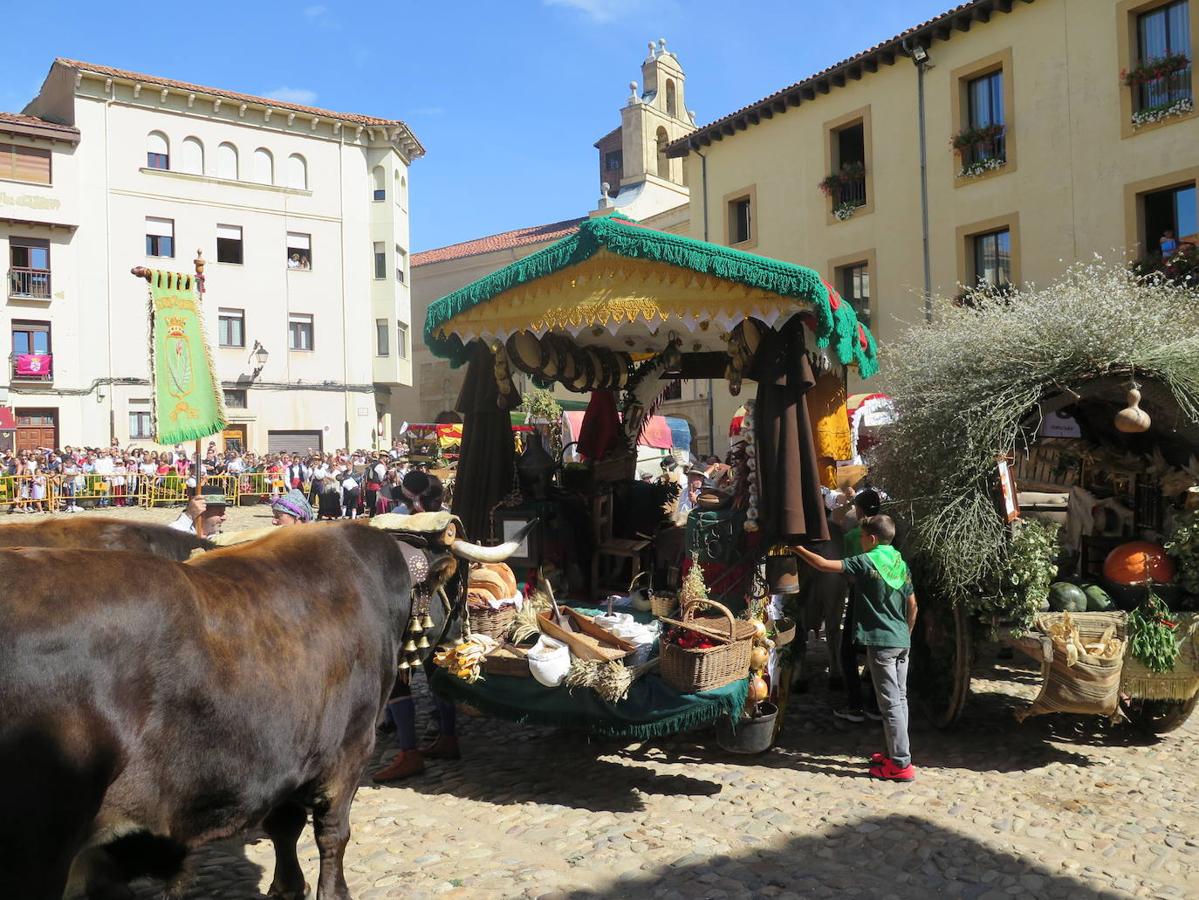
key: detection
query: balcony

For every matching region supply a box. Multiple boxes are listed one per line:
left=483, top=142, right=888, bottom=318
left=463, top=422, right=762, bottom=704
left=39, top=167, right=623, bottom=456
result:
left=1134, top=66, right=1194, bottom=127
left=9, top=267, right=52, bottom=300
left=10, top=353, right=53, bottom=381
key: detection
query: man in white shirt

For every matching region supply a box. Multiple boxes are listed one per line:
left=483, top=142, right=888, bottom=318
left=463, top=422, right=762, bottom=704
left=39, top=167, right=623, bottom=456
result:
left=169, top=495, right=227, bottom=537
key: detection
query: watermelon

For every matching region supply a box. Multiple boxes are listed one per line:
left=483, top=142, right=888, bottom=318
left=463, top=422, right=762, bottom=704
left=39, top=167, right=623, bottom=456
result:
left=1048, top=582, right=1088, bottom=613
left=1083, top=584, right=1114, bottom=612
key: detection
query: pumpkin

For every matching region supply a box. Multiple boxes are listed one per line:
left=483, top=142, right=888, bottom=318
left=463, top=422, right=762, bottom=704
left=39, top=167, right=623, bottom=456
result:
left=748, top=674, right=769, bottom=703
left=1103, top=541, right=1176, bottom=585
left=1048, top=582, right=1087, bottom=613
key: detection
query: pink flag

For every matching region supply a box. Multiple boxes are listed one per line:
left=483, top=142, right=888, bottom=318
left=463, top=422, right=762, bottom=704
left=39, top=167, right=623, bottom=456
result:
left=15, top=354, right=51, bottom=377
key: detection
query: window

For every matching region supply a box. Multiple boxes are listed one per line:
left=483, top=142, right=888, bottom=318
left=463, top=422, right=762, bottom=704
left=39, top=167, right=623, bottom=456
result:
left=972, top=229, right=1012, bottom=288
left=146, top=131, right=169, bottom=170
left=656, top=127, right=670, bottom=179
left=1143, top=182, right=1197, bottom=250
left=838, top=262, right=871, bottom=327
left=372, top=165, right=386, bottom=201
left=224, top=389, right=247, bottom=409
left=1136, top=1, right=1192, bottom=111
left=373, top=242, right=387, bottom=279
left=11, top=321, right=51, bottom=355
left=395, top=245, right=407, bottom=283
left=965, top=71, right=1006, bottom=165
left=666, top=79, right=677, bottom=117
left=827, top=117, right=868, bottom=210
left=395, top=171, right=404, bottom=206
left=662, top=379, right=684, bottom=402
left=397, top=322, right=409, bottom=359
left=288, top=313, right=314, bottom=351
left=286, top=232, right=312, bottom=269
left=9, top=237, right=50, bottom=299
left=253, top=148, right=274, bottom=185
left=0, top=142, right=51, bottom=185
left=218, top=308, right=245, bottom=348
left=216, top=224, right=243, bottom=265
left=728, top=196, right=752, bottom=245
left=376, top=319, right=390, bottom=356
left=129, top=404, right=153, bottom=439
left=180, top=136, right=204, bottom=174
left=217, top=142, right=239, bottom=180
left=286, top=153, right=308, bottom=190
left=145, top=217, right=174, bottom=258
left=604, top=150, right=623, bottom=172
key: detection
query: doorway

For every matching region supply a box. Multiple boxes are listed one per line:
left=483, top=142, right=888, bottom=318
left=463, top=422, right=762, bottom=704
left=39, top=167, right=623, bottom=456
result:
left=15, top=408, right=57, bottom=453
left=222, top=425, right=247, bottom=454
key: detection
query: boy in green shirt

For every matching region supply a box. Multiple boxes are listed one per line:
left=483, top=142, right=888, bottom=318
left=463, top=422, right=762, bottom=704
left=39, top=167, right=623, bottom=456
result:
left=792, top=514, right=918, bottom=782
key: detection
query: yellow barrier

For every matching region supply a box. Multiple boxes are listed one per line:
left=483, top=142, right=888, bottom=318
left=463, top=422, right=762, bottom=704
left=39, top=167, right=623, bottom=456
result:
left=1, top=472, right=269, bottom=511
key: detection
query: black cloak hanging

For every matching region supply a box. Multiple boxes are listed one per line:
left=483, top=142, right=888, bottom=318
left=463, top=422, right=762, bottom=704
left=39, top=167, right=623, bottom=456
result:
left=450, top=342, right=519, bottom=543
left=748, top=317, right=830, bottom=545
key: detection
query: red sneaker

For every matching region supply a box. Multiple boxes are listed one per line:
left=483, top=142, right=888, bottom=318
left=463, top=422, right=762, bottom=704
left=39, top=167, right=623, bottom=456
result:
left=869, top=758, right=916, bottom=782
left=869, top=752, right=888, bottom=765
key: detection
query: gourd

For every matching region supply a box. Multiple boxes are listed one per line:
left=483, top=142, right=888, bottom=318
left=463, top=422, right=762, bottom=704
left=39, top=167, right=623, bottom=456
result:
left=748, top=674, right=769, bottom=703
left=1114, top=386, right=1151, bottom=434
left=749, top=645, right=769, bottom=671
left=1104, top=541, right=1176, bottom=586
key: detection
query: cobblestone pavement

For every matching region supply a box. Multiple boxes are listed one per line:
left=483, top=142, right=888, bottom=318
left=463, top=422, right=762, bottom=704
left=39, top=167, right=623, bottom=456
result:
left=21, top=507, right=1197, bottom=899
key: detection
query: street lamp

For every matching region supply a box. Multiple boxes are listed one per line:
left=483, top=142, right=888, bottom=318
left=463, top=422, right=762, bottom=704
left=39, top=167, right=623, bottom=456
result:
left=250, top=341, right=269, bottom=378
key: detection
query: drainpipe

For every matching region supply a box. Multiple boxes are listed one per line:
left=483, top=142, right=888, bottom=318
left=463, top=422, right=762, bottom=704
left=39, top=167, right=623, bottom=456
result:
left=693, top=143, right=716, bottom=456
left=905, top=38, right=934, bottom=322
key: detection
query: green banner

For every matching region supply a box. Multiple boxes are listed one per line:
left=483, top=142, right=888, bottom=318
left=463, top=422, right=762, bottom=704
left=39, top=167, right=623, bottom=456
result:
left=147, top=269, right=226, bottom=444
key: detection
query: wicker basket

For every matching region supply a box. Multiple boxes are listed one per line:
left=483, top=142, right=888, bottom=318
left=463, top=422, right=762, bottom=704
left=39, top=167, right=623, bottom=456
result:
left=468, top=603, right=517, bottom=641
left=659, top=598, right=756, bottom=693
left=650, top=592, right=679, bottom=619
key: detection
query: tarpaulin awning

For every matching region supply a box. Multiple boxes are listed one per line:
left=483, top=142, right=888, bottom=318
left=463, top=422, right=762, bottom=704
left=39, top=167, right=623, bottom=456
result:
left=563, top=411, right=690, bottom=453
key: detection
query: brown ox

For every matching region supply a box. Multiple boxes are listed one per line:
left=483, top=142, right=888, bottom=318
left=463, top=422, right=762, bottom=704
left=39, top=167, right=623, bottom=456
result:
left=0, top=519, right=515, bottom=900
left=0, top=516, right=210, bottom=560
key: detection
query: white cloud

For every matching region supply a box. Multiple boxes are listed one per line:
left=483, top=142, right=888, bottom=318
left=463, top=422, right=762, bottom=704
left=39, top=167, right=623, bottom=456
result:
left=263, top=86, right=319, bottom=105
left=543, top=0, right=643, bottom=23
left=303, top=4, right=326, bottom=17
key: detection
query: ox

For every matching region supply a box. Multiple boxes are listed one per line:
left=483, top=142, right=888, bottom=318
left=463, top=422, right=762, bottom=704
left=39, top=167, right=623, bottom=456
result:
left=0, top=518, right=517, bottom=900
left=0, top=516, right=210, bottom=560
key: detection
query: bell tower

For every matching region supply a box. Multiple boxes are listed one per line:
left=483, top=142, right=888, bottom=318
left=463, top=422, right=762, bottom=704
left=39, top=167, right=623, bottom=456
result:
left=595, top=39, right=696, bottom=199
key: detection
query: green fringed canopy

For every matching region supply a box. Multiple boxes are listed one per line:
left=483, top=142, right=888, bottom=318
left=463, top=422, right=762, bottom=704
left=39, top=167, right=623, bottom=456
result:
left=424, top=212, right=879, bottom=379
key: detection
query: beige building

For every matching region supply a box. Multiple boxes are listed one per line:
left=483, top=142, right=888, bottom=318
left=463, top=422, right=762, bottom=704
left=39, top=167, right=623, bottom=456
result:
left=668, top=0, right=1198, bottom=346
left=4, top=59, right=422, bottom=453
left=399, top=42, right=706, bottom=445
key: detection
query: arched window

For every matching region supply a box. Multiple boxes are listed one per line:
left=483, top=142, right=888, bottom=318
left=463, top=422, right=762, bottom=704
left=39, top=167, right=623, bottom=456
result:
left=656, top=127, right=670, bottom=180
left=180, top=137, right=204, bottom=175
left=253, top=147, right=274, bottom=184
left=665, top=79, right=677, bottom=117
left=394, top=170, right=402, bottom=206
left=217, top=142, right=239, bottom=180
left=400, top=174, right=408, bottom=207
left=372, top=165, right=386, bottom=201
left=146, top=131, right=169, bottom=169
left=286, top=153, right=308, bottom=190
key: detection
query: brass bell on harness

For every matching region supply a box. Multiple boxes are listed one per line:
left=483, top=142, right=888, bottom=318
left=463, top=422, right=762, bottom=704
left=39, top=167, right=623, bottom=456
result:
left=398, top=658, right=411, bottom=671
left=406, top=652, right=422, bottom=667
left=420, top=613, right=435, bottom=631
left=402, top=638, right=418, bottom=653
left=408, top=618, right=423, bottom=635
left=417, top=635, right=430, bottom=650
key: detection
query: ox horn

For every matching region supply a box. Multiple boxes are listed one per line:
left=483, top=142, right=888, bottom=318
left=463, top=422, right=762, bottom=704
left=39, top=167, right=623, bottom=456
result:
left=450, top=519, right=538, bottom=564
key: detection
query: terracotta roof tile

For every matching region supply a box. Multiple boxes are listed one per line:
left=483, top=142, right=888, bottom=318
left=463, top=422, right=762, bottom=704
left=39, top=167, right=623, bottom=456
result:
left=413, top=217, right=587, bottom=267
left=0, top=110, right=80, bottom=138
left=56, top=58, right=424, bottom=156
left=668, top=0, right=1030, bottom=155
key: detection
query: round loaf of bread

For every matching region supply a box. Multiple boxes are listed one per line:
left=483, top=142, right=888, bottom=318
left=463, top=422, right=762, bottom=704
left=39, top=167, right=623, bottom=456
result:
left=468, top=567, right=509, bottom=602
left=466, top=587, right=494, bottom=609
left=480, top=562, right=517, bottom=598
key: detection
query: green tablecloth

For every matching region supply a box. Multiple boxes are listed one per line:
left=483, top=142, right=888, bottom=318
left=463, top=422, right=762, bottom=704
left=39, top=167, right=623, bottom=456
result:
left=431, top=668, right=748, bottom=741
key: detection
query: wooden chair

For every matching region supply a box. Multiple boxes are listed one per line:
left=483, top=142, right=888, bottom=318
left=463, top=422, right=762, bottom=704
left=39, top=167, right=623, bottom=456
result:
left=590, top=492, right=650, bottom=602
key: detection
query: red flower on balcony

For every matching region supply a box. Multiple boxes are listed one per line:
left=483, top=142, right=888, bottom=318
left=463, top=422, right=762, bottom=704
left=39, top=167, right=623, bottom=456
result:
left=1121, top=53, right=1190, bottom=87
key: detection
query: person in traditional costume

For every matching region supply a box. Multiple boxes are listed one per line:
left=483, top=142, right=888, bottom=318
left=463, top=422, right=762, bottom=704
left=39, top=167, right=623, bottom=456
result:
left=271, top=488, right=314, bottom=527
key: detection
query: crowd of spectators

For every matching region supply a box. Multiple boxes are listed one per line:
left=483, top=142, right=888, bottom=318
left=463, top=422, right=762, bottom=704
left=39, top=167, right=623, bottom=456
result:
left=1, top=441, right=436, bottom=518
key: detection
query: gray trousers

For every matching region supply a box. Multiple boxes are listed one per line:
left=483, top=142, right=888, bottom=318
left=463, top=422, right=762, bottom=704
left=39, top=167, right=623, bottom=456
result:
left=866, top=647, right=911, bottom=767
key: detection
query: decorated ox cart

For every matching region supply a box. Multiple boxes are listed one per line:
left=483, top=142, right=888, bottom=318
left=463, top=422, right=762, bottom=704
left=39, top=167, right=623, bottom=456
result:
left=876, top=264, right=1199, bottom=735
left=421, top=211, right=880, bottom=749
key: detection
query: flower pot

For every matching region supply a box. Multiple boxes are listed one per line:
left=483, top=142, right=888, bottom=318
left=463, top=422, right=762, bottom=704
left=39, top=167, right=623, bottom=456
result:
left=716, top=702, right=778, bottom=755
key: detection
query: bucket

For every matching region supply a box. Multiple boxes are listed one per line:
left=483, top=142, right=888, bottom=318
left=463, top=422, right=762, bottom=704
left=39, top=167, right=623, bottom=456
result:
left=715, top=702, right=778, bottom=754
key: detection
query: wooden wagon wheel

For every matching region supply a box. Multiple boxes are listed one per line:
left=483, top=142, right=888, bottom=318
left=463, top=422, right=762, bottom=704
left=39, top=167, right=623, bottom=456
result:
left=910, top=589, right=972, bottom=729
left=1120, top=692, right=1199, bottom=735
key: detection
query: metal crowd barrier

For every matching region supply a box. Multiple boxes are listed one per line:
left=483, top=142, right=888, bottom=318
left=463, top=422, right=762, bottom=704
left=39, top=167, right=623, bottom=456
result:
left=0, top=472, right=308, bottom=512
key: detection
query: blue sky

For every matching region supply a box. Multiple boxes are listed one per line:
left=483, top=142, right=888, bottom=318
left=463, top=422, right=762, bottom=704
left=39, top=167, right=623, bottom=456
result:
left=3, top=1, right=952, bottom=251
